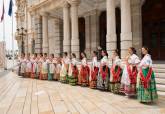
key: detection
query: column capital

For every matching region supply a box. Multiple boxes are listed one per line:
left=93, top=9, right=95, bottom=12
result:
left=40, top=12, right=49, bottom=17
left=69, top=0, right=80, bottom=6
left=63, top=1, right=70, bottom=8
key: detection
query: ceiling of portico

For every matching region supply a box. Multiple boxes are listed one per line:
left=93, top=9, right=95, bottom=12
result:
left=49, top=0, right=120, bottom=18
left=37, top=0, right=120, bottom=19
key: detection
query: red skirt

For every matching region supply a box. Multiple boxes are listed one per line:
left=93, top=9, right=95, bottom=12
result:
left=78, top=65, right=90, bottom=86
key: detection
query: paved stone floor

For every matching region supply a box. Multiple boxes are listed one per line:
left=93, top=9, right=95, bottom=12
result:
left=0, top=72, right=165, bottom=114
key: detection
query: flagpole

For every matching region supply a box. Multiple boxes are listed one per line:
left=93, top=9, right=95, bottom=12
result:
left=12, top=5, right=14, bottom=68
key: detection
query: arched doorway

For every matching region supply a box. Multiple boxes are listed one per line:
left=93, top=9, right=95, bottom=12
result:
left=79, top=17, right=86, bottom=54
left=142, top=0, right=165, bottom=60
left=99, top=9, right=121, bottom=56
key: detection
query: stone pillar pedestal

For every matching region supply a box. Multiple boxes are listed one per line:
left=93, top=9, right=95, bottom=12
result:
left=120, top=0, right=132, bottom=59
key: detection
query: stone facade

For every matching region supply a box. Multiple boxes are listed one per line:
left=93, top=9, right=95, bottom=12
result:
left=15, top=0, right=144, bottom=59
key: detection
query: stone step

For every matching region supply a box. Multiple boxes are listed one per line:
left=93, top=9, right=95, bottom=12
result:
left=157, top=84, right=165, bottom=92
left=154, top=68, right=165, bottom=73
left=158, top=91, right=165, bottom=96
left=155, top=73, right=165, bottom=78
left=153, top=64, right=165, bottom=69
left=156, top=78, right=165, bottom=85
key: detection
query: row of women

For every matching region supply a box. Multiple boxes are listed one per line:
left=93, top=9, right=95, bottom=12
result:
left=18, top=46, right=158, bottom=103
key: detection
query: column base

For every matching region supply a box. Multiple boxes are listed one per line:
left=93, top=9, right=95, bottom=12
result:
left=120, top=32, right=132, bottom=59
left=42, top=47, right=49, bottom=54
left=63, top=39, right=71, bottom=54
left=71, top=38, right=80, bottom=58
left=63, top=45, right=71, bottom=53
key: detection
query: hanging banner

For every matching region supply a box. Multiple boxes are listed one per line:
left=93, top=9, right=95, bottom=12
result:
left=0, top=41, right=6, bottom=68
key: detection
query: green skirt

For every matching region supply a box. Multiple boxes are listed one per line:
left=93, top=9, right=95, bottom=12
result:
left=60, top=68, right=68, bottom=83
left=68, top=75, right=78, bottom=86
left=137, top=68, right=158, bottom=103
left=60, top=75, right=69, bottom=83
left=48, top=73, right=54, bottom=80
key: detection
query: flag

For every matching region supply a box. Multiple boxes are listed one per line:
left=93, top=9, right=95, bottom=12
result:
left=0, top=1, right=5, bottom=22
left=8, top=0, right=13, bottom=16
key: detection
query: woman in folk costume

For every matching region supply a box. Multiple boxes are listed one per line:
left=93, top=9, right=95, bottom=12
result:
left=60, top=52, right=70, bottom=83
left=37, top=53, right=43, bottom=79
left=48, top=54, right=56, bottom=80
left=40, top=53, right=49, bottom=80
left=89, top=51, right=99, bottom=89
left=78, top=52, right=90, bottom=86
left=97, top=50, right=110, bottom=91
left=31, top=53, right=37, bottom=79
left=68, top=53, right=79, bottom=86
left=109, top=50, right=122, bottom=93
left=18, top=53, right=26, bottom=77
left=137, top=46, right=158, bottom=103
left=120, top=47, right=140, bottom=96
left=54, top=56, right=62, bottom=81
left=25, top=53, right=32, bottom=78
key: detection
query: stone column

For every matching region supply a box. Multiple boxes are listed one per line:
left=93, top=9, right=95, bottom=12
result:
left=42, top=13, right=49, bottom=54
left=27, top=12, right=32, bottom=54
left=90, top=10, right=100, bottom=54
left=84, top=15, right=91, bottom=58
left=63, top=2, right=71, bottom=54
left=24, top=35, right=28, bottom=55
left=54, top=18, right=63, bottom=56
left=34, top=15, right=42, bottom=54
left=70, top=0, right=80, bottom=58
left=106, top=0, right=117, bottom=58
left=120, top=0, right=132, bottom=58
left=131, top=0, right=142, bottom=57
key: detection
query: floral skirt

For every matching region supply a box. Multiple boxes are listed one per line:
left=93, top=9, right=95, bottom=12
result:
left=68, top=75, right=78, bottom=86
left=109, top=82, right=121, bottom=94
left=97, top=73, right=109, bottom=91
left=60, top=68, right=68, bottom=83
left=89, top=80, right=97, bottom=89
left=78, top=66, right=90, bottom=87
left=120, top=83, right=136, bottom=96
left=137, top=68, right=158, bottom=103
left=89, top=67, right=99, bottom=89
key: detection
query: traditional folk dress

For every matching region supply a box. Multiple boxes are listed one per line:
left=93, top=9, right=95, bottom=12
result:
left=18, top=57, right=26, bottom=77
left=60, top=57, right=70, bottom=83
left=31, top=58, right=37, bottom=78
left=36, top=58, right=43, bottom=79
left=68, top=58, right=79, bottom=86
left=25, top=58, right=32, bottom=78
left=120, top=54, right=140, bottom=96
left=78, top=58, right=90, bottom=86
left=109, top=56, right=122, bottom=93
left=137, top=54, right=158, bottom=103
left=89, top=57, right=99, bottom=89
left=40, top=59, right=48, bottom=80
left=55, top=58, right=61, bottom=81
left=48, top=59, right=56, bottom=81
left=97, top=56, right=110, bottom=90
